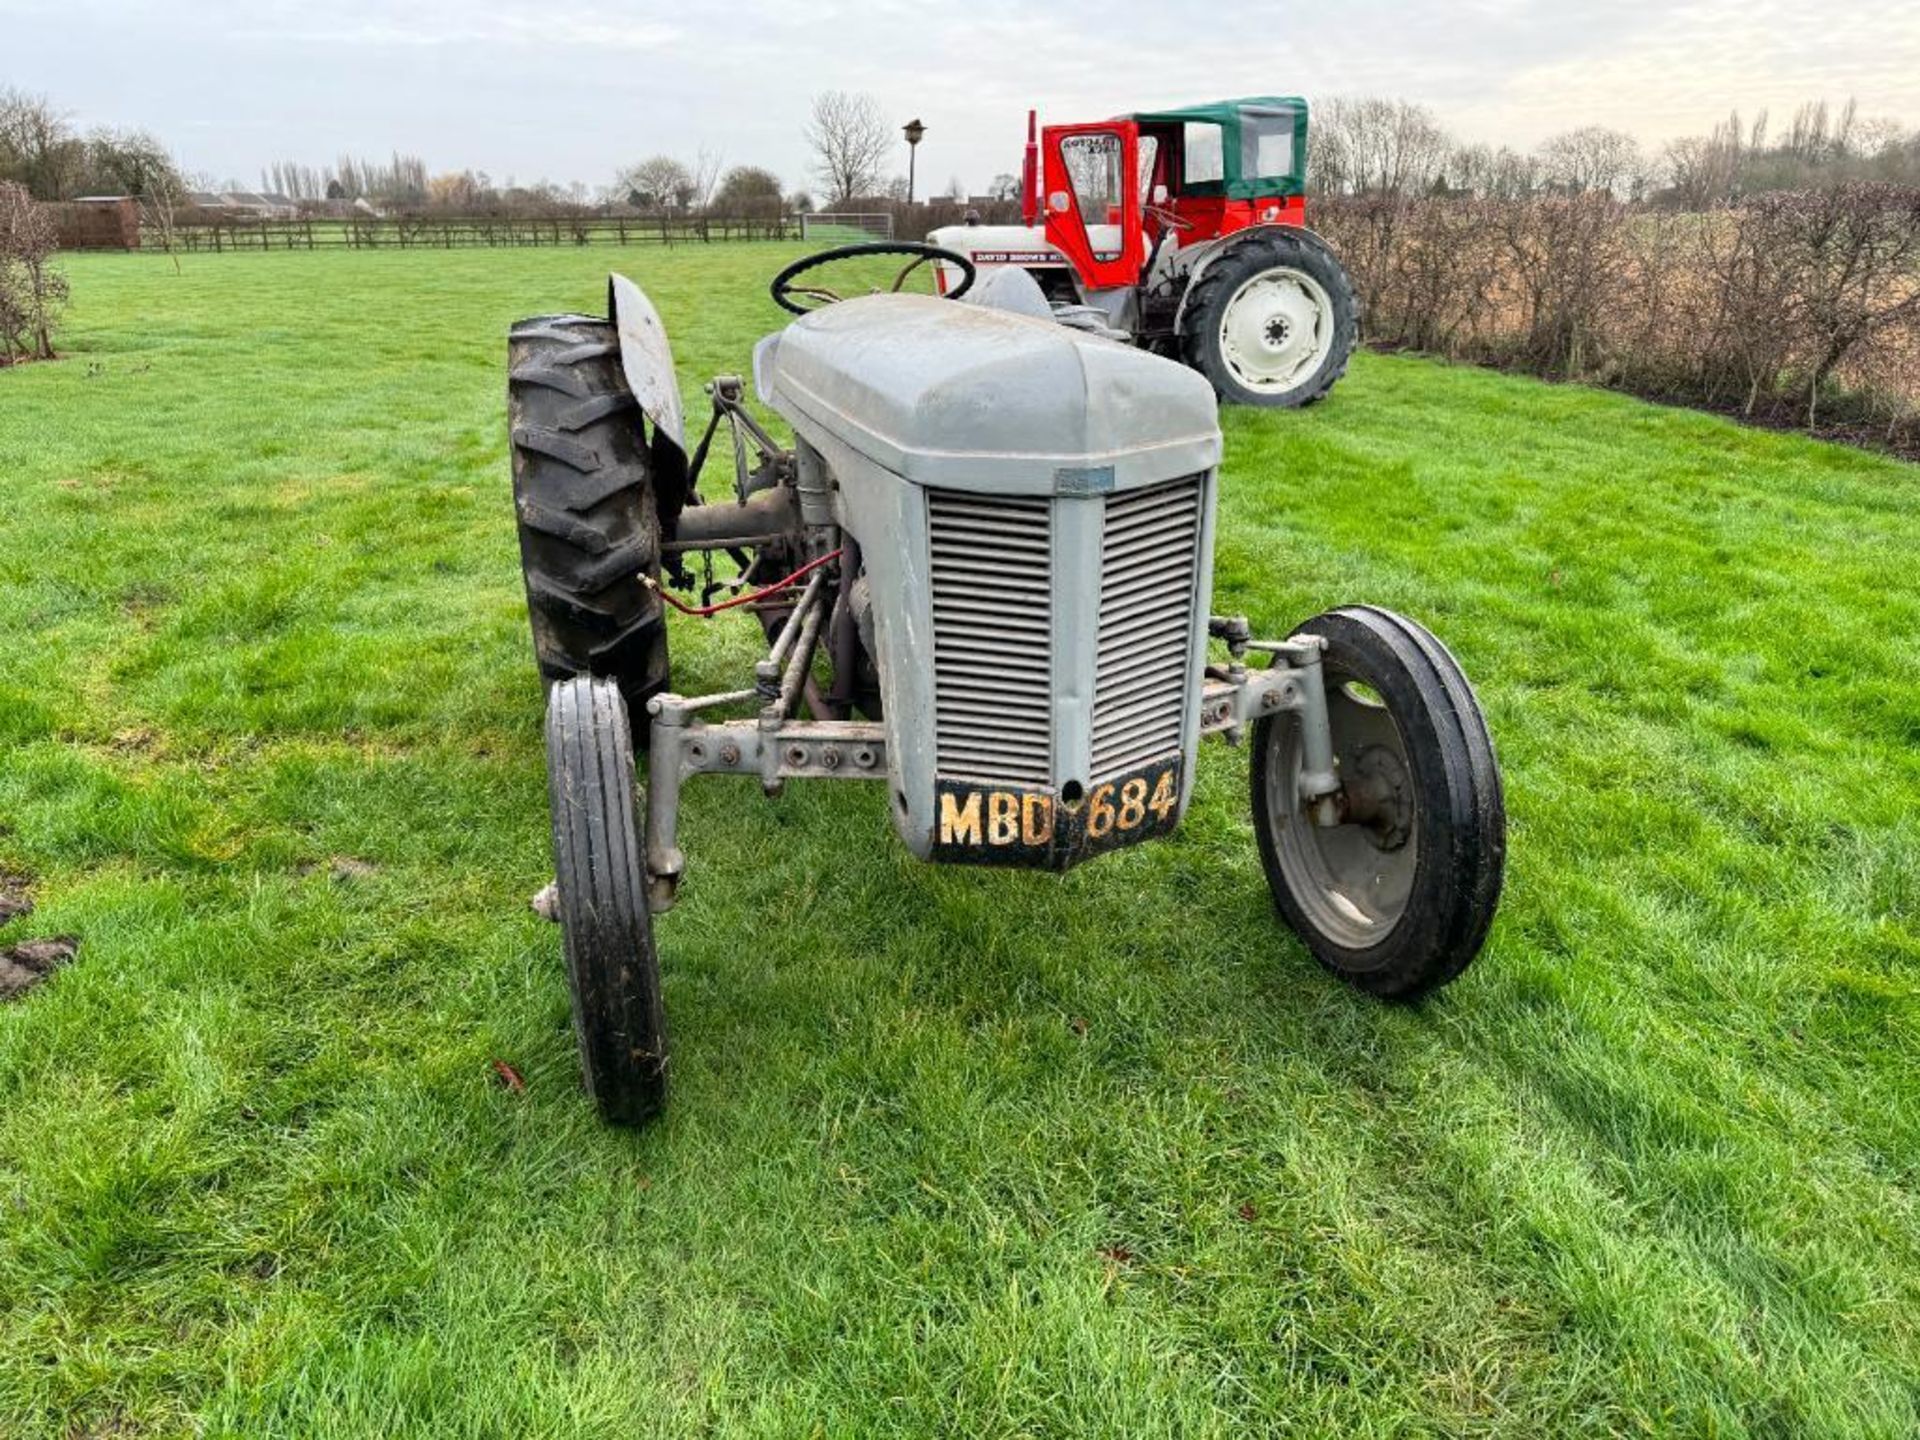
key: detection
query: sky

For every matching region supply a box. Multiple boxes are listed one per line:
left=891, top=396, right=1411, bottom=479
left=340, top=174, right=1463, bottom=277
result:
left=6, top=0, right=1918, bottom=196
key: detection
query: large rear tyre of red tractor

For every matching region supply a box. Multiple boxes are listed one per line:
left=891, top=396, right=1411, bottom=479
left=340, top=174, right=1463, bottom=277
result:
left=545, top=676, right=668, bottom=1126
left=1251, top=606, right=1505, bottom=999
left=510, top=314, right=670, bottom=745
left=1181, top=231, right=1357, bottom=408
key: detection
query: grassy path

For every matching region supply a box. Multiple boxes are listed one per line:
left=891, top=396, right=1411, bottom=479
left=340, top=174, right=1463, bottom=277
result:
left=1, top=246, right=1916, bottom=1436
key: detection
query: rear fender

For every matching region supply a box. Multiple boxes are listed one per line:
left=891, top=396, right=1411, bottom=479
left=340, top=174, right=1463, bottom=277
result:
left=1171, top=224, right=1334, bottom=334
left=607, top=273, right=690, bottom=498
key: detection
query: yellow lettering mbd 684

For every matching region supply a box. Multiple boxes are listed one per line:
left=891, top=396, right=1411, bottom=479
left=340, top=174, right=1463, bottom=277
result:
left=1021, top=793, right=1054, bottom=845
left=986, top=792, right=1019, bottom=844
left=938, top=791, right=983, bottom=845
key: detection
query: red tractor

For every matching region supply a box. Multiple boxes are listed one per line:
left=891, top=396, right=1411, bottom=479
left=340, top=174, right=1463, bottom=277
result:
left=928, top=97, right=1357, bottom=409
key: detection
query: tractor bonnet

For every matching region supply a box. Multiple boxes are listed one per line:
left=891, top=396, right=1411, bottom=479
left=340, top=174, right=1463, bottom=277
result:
left=755, top=294, right=1220, bottom=492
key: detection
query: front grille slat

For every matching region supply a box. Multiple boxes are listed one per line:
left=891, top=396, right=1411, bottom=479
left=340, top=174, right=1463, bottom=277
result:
left=928, top=490, right=1053, bottom=785
left=1090, top=477, right=1204, bottom=781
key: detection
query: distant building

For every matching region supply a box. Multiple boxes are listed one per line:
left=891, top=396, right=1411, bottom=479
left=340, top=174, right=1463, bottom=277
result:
left=50, top=196, right=141, bottom=250
left=184, top=191, right=299, bottom=218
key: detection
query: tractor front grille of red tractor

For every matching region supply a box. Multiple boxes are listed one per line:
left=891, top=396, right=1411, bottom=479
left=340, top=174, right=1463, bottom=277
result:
left=927, top=490, right=1054, bottom=785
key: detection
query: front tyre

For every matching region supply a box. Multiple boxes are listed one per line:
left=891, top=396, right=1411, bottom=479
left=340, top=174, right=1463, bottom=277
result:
left=545, top=676, right=668, bottom=1125
left=1181, top=230, right=1357, bottom=408
left=1251, top=606, right=1505, bottom=999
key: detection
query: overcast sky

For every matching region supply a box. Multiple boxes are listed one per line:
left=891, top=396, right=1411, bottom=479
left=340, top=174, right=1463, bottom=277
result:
left=7, top=0, right=1917, bottom=195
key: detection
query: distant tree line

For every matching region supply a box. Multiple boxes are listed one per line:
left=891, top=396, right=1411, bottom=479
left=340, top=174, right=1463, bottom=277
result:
left=0, top=88, right=184, bottom=202
left=1301, top=94, right=1920, bottom=454
left=13, top=81, right=1919, bottom=219
left=10, top=77, right=1920, bottom=440
left=1315, top=185, right=1920, bottom=452
left=1309, top=95, right=1920, bottom=203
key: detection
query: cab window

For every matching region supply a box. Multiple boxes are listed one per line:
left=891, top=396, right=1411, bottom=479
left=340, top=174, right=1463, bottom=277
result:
left=1183, top=123, right=1224, bottom=185
left=1061, top=130, right=1123, bottom=219
left=1241, top=110, right=1297, bottom=182
left=1136, top=134, right=1161, bottom=202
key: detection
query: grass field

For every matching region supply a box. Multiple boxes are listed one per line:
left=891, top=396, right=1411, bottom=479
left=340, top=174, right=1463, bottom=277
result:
left=1, top=244, right=1917, bottom=1437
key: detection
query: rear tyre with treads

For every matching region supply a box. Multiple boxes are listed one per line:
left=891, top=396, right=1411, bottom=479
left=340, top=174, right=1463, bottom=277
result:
left=509, top=314, right=670, bottom=744
left=1180, top=230, right=1357, bottom=408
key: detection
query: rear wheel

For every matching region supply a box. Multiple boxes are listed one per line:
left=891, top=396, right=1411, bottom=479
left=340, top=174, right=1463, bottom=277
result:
left=1181, top=231, right=1356, bottom=408
left=1251, top=606, right=1504, bottom=998
left=545, top=676, right=668, bottom=1125
left=510, top=314, right=669, bottom=740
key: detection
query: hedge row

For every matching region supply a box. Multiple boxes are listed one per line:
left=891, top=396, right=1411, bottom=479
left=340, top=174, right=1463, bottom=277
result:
left=1314, top=187, right=1920, bottom=452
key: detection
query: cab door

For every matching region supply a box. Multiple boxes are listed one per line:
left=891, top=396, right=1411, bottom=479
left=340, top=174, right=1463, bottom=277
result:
left=1041, top=121, right=1143, bottom=290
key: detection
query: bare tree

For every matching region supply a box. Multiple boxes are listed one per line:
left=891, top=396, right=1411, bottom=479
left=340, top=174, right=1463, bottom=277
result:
left=264, top=160, right=327, bottom=202
left=1661, top=134, right=1731, bottom=209
left=1658, top=110, right=1768, bottom=205
left=1443, top=143, right=1538, bottom=199
left=0, top=181, right=68, bottom=362
left=986, top=172, right=1022, bottom=202
left=427, top=170, right=489, bottom=209
left=0, top=89, right=87, bottom=199
left=140, top=160, right=189, bottom=274
left=1752, top=184, right=1920, bottom=425
left=806, top=91, right=890, bottom=206
left=1537, top=126, right=1647, bottom=198
left=614, top=155, right=693, bottom=211
left=323, top=152, right=429, bottom=206
left=1310, top=97, right=1453, bottom=197
left=690, top=148, right=724, bottom=211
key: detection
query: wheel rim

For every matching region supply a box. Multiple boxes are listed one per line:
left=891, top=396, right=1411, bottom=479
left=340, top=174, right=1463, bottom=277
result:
left=1263, top=674, right=1419, bottom=953
left=1217, top=266, right=1334, bottom=394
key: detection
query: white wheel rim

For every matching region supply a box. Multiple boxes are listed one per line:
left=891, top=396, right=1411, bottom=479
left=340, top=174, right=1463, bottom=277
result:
left=1217, top=267, right=1334, bottom=394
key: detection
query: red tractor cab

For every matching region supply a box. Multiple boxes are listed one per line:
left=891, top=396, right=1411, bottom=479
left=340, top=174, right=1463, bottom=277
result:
left=931, top=96, right=1355, bottom=408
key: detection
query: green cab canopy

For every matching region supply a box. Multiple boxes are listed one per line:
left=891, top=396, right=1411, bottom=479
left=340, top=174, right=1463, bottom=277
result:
left=1127, top=96, right=1310, bottom=199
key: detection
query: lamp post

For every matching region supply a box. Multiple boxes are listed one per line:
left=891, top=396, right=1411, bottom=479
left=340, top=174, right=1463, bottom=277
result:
left=903, top=118, right=926, bottom=205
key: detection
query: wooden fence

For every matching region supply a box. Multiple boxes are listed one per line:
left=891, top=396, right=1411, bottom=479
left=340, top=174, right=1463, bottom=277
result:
left=150, top=213, right=799, bottom=253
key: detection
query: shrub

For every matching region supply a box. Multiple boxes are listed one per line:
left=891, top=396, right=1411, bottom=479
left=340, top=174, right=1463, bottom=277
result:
left=1315, top=188, right=1920, bottom=450
left=0, top=181, right=66, bottom=363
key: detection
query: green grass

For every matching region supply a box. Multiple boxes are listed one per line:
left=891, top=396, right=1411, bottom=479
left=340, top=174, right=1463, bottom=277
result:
left=1, top=244, right=1916, bottom=1437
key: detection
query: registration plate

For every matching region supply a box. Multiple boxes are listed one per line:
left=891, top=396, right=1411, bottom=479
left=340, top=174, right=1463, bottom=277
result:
left=929, top=755, right=1183, bottom=870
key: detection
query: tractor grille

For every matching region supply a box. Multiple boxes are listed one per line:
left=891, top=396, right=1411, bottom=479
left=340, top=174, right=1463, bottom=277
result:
left=1090, top=477, right=1205, bottom=779
left=927, top=490, right=1053, bottom=784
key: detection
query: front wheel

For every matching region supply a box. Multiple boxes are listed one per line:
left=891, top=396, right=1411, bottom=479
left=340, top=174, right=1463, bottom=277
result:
left=1251, top=606, right=1505, bottom=998
left=545, top=676, right=668, bottom=1124
left=1181, top=231, right=1357, bottom=408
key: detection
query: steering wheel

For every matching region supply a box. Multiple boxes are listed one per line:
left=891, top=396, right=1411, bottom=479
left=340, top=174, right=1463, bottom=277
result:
left=770, top=241, right=977, bottom=316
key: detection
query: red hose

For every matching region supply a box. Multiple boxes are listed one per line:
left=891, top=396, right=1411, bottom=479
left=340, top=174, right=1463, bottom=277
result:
left=649, top=548, right=843, bottom=618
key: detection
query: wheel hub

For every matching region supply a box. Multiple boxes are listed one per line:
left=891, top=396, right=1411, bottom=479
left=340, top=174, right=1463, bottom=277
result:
left=1217, top=266, right=1333, bottom=394
left=1342, top=744, right=1412, bottom=852
left=1261, top=672, right=1420, bottom=949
